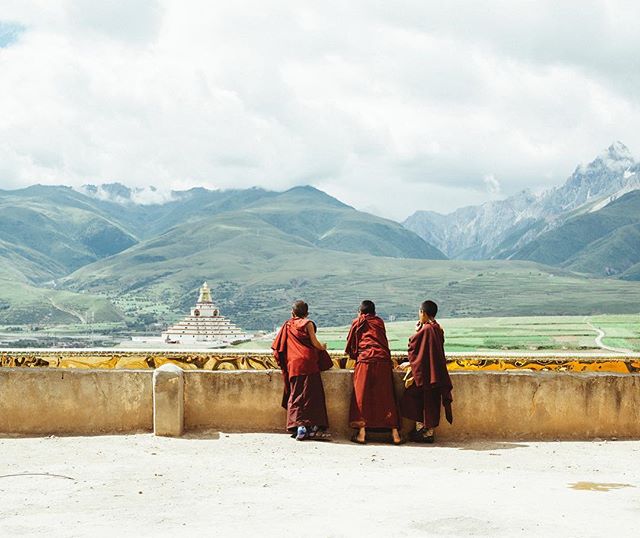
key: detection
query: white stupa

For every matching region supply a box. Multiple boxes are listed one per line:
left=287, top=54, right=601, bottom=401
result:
left=161, top=282, right=251, bottom=345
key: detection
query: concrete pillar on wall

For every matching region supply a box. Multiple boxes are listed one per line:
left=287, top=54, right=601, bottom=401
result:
left=153, top=363, right=184, bottom=437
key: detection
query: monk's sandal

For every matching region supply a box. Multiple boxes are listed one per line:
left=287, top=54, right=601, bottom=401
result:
left=410, top=428, right=435, bottom=444
left=308, top=426, right=332, bottom=442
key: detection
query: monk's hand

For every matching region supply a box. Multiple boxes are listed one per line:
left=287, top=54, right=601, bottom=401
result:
left=399, top=361, right=410, bottom=369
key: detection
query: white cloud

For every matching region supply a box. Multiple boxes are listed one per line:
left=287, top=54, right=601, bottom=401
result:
left=78, top=183, right=178, bottom=205
left=0, top=0, right=639, bottom=219
left=483, top=174, right=501, bottom=195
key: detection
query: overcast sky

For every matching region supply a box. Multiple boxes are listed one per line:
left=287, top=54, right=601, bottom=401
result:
left=1, top=1, right=639, bottom=219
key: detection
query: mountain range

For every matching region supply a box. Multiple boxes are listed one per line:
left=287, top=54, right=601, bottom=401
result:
left=1, top=141, right=639, bottom=328
left=0, top=184, right=450, bottom=326
left=404, top=142, right=640, bottom=272
left=1, top=183, right=445, bottom=281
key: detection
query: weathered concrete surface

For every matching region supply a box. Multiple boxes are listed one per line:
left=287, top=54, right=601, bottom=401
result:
left=184, top=370, right=356, bottom=438
left=185, top=370, right=640, bottom=440
left=0, top=368, right=153, bottom=434
left=184, top=370, right=287, bottom=433
left=434, top=371, right=640, bottom=440
left=1, top=434, right=638, bottom=537
left=153, top=363, right=184, bottom=437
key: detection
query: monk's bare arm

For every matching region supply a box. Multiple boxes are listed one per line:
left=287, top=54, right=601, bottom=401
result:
left=307, top=322, right=327, bottom=350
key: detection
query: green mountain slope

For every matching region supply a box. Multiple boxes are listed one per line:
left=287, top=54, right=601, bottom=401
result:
left=1, top=184, right=447, bottom=325
left=0, top=186, right=137, bottom=278
left=565, top=223, right=640, bottom=277
left=238, top=186, right=446, bottom=259
left=76, top=184, right=445, bottom=258
left=511, top=190, right=640, bottom=275
left=1, top=184, right=443, bottom=279
left=77, top=185, right=277, bottom=239
left=63, top=198, right=640, bottom=329
left=0, top=239, right=66, bottom=282
left=63, top=186, right=447, bottom=298
left=64, top=249, right=640, bottom=330
left=0, top=277, right=123, bottom=325
left=4, top=183, right=640, bottom=328
left=621, top=262, right=640, bottom=281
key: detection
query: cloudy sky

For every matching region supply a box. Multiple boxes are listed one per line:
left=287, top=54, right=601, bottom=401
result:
left=1, top=1, right=639, bottom=219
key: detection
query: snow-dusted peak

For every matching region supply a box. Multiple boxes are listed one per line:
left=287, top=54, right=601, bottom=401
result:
left=577, top=141, right=635, bottom=175
left=606, top=141, right=633, bottom=161
left=79, top=183, right=182, bottom=205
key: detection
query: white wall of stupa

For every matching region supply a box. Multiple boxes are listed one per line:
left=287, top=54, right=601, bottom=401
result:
left=161, top=282, right=251, bottom=345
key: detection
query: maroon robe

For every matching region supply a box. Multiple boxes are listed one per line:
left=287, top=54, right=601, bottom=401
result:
left=271, top=317, right=331, bottom=431
left=399, top=321, right=453, bottom=429
left=346, top=314, right=400, bottom=429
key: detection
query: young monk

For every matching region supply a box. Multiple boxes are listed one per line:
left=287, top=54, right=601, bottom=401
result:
left=346, top=300, right=402, bottom=445
left=399, top=300, right=453, bottom=443
left=271, top=300, right=332, bottom=441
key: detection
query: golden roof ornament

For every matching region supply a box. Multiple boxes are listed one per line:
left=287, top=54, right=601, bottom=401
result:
left=198, top=281, right=213, bottom=304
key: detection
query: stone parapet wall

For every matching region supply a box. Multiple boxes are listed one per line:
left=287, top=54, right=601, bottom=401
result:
left=0, top=369, right=153, bottom=435
left=184, top=370, right=640, bottom=440
left=1, top=368, right=639, bottom=440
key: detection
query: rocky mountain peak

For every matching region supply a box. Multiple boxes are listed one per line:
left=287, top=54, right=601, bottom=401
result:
left=563, top=142, right=636, bottom=202
left=605, top=140, right=634, bottom=161
left=403, top=142, right=639, bottom=259
left=576, top=141, right=635, bottom=176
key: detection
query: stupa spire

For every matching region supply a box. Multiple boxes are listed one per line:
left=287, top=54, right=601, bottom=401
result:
left=198, top=281, right=213, bottom=304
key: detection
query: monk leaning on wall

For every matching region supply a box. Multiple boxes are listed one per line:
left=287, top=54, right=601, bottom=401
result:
left=399, top=300, right=453, bottom=444
left=346, top=300, right=403, bottom=445
left=272, top=300, right=333, bottom=441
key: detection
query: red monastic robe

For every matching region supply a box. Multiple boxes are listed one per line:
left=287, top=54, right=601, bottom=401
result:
left=346, top=314, right=400, bottom=429
left=272, top=317, right=331, bottom=431
left=399, top=321, right=453, bottom=429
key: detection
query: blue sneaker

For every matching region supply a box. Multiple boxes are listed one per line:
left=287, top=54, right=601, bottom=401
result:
left=295, top=426, right=308, bottom=441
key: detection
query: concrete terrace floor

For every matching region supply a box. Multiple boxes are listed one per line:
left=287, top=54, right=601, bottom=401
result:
left=1, top=434, right=639, bottom=537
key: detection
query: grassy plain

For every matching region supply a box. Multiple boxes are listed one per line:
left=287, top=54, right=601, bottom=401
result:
left=238, top=314, right=640, bottom=353
left=65, top=252, right=640, bottom=330
left=3, top=314, right=637, bottom=352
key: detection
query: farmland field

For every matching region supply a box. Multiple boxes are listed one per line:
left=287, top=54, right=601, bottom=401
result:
left=238, top=314, right=640, bottom=353
left=3, top=314, right=637, bottom=353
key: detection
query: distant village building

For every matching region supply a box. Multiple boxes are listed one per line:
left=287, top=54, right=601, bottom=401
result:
left=161, top=282, right=250, bottom=345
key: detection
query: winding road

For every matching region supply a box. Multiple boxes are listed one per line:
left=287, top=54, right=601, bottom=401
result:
left=47, top=297, right=87, bottom=324
left=586, top=321, right=633, bottom=354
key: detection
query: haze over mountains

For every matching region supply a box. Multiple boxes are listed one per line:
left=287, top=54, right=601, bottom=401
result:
left=404, top=142, right=640, bottom=269
left=1, top=142, right=640, bottom=328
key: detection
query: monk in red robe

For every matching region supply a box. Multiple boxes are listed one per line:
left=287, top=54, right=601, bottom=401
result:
left=346, top=300, right=402, bottom=445
left=272, top=300, right=333, bottom=441
left=399, top=300, right=453, bottom=443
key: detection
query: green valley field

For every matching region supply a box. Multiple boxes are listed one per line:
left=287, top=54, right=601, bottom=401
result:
left=63, top=253, right=640, bottom=330
left=237, top=314, right=640, bottom=353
